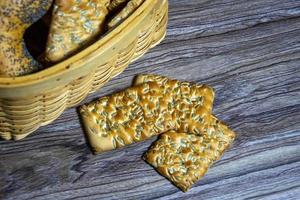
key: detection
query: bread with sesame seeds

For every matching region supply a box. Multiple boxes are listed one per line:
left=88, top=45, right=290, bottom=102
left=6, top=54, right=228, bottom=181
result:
left=0, top=0, right=52, bottom=77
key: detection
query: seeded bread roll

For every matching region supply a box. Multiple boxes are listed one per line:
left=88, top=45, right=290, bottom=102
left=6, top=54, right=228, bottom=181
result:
left=144, top=120, right=235, bottom=192
left=107, top=0, right=144, bottom=29
left=45, top=0, right=110, bottom=62
left=0, top=0, right=52, bottom=77
left=79, top=80, right=214, bottom=153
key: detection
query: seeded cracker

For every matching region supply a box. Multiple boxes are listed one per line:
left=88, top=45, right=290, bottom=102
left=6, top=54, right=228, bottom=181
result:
left=108, top=0, right=128, bottom=12
left=79, top=79, right=214, bottom=153
left=143, top=118, right=235, bottom=192
left=107, top=0, right=145, bottom=29
left=46, top=0, right=110, bottom=62
left=134, top=74, right=215, bottom=113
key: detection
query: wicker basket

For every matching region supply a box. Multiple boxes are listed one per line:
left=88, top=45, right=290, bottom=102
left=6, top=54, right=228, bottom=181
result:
left=0, top=0, right=168, bottom=140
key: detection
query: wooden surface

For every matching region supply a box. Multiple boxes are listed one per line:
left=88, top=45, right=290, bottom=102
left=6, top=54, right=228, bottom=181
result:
left=1, top=0, right=300, bottom=199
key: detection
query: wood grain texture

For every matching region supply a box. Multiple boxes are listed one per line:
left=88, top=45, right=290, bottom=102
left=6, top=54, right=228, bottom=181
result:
left=1, top=0, right=300, bottom=199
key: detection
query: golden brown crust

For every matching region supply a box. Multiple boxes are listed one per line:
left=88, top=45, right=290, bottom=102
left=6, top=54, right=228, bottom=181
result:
left=107, top=0, right=144, bottom=29
left=0, top=0, right=52, bottom=77
left=143, top=120, right=235, bottom=192
left=45, top=0, right=110, bottom=62
left=80, top=78, right=215, bottom=153
left=134, top=74, right=215, bottom=113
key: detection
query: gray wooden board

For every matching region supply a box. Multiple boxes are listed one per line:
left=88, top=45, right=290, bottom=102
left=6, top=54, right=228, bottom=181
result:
left=1, top=0, right=300, bottom=199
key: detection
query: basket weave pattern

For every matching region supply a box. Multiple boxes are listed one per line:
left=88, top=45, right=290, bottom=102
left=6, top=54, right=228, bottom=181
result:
left=0, top=0, right=168, bottom=140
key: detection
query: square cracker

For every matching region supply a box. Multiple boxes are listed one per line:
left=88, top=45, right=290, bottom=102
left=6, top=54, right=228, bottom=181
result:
left=80, top=77, right=214, bottom=153
left=143, top=116, right=235, bottom=192
left=134, top=74, right=215, bottom=113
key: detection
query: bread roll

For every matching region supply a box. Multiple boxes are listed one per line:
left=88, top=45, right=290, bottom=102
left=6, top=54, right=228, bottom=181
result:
left=0, top=0, right=52, bottom=77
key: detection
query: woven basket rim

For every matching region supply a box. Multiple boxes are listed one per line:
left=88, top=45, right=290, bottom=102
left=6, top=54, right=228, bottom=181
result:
left=0, top=0, right=156, bottom=87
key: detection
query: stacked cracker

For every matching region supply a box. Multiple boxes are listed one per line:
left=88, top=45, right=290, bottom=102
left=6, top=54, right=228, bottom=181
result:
left=79, top=74, right=236, bottom=192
